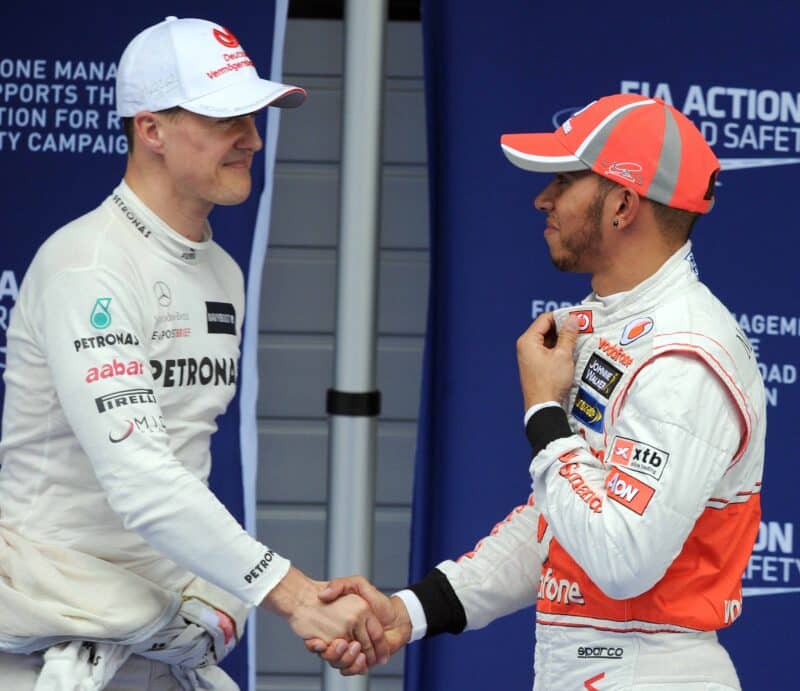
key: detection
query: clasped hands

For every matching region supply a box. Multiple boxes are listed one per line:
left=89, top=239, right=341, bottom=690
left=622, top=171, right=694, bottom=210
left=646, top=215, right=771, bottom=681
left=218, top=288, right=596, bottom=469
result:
left=263, top=566, right=410, bottom=675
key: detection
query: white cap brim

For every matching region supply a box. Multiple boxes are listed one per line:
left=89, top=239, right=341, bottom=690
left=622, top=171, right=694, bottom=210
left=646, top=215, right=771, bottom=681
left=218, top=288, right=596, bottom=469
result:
left=500, top=133, right=588, bottom=173
left=179, top=78, right=306, bottom=117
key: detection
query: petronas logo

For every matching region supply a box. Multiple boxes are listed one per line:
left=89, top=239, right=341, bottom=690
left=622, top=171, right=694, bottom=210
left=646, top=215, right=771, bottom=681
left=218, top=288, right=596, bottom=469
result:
left=90, top=298, right=112, bottom=329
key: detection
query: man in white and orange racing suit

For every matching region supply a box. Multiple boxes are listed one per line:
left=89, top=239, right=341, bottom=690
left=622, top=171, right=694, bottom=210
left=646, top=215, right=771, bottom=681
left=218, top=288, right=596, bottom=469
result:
left=311, top=94, right=766, bottom=690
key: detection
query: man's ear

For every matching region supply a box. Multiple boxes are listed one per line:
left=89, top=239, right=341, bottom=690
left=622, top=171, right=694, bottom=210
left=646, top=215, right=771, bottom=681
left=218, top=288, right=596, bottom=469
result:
left=609, top=185, right=641, bottom=230
left=132, top=112, right=166, bottom=154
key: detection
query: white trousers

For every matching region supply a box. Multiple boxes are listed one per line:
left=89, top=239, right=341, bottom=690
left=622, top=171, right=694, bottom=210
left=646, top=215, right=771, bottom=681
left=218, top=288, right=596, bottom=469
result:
left=0, top=650, right=182, bottom=691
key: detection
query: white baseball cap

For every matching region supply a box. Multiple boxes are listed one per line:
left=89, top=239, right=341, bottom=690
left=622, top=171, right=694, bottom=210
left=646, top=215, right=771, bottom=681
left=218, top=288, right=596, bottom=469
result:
left=116, top=16, right=306, bottom=117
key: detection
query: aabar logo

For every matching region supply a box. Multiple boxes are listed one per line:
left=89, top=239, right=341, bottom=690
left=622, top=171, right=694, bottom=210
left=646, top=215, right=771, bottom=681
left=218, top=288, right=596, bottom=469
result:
left=213, top=27, right=240, bottom=48
left=569, top=309, right=594, bottom=333
left=620, top=317, right=654, bottom=345
left=606, top=469, right=655, bottom=515
left=598, top=338, right=633, bottom=366
left=538, top=567, right=585, bottom=605
left=85, top=359, right=144, bottom=383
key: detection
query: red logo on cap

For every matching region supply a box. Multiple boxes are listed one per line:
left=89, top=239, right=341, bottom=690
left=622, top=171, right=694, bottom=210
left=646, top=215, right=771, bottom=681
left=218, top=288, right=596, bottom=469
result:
left=213, top=27, right=240, bottom=48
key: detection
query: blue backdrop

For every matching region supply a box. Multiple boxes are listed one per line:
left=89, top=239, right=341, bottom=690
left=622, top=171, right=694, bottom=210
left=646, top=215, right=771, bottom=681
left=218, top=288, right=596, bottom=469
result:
left=0, top=4, right=285, bottom=689
left=410, top=2, right=797, bottom=689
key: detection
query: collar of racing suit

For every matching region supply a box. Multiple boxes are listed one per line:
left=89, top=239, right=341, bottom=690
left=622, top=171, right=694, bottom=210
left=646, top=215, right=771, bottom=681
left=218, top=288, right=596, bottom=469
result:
left=105, top=180, right=214, bottom=268
left=552, top=240, right=697, bottom=330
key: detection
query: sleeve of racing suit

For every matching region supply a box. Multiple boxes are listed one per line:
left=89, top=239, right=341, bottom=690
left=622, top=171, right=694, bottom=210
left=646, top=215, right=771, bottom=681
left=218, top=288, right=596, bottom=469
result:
left=526, top=353, right=742, bottom=599
left=38, top=266, right=289, bottom=607
left=407, top=495, right=545, bottom=637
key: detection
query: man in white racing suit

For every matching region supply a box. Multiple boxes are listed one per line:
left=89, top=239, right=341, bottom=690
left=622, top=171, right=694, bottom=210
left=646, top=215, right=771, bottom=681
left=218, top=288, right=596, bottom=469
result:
left=310, top=94, right=766, bottom=690
left=0, top=16, right=387, bottom=690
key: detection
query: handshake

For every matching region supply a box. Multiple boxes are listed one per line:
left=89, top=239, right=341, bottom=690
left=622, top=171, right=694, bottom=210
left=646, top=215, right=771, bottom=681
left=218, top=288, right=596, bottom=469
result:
left=263, top=566, right=412, bottom=675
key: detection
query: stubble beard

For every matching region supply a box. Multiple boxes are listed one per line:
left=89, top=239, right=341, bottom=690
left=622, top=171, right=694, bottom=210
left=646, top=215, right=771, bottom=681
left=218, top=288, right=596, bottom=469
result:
left=550, top=192, right=605, bottom=273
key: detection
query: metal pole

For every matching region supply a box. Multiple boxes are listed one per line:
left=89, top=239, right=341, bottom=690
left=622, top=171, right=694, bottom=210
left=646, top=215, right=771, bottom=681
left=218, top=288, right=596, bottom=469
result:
left=324, top=0, right=387, bottom=690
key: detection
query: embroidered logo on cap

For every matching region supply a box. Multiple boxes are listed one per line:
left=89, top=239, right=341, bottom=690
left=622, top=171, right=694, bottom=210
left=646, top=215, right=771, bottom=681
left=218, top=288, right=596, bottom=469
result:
left=213, top=27, right=240, bottom=48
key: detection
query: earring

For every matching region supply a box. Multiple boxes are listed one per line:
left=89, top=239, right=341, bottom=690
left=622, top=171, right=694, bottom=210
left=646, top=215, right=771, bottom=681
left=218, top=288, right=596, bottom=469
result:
left=612, top=218, right=620, bottom=228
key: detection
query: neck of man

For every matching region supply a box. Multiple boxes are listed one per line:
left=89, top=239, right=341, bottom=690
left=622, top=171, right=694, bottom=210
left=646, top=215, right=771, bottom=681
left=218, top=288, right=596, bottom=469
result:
left=590, top=229, right=682, bottom=298
left=123, top=162, right=211, bottom=243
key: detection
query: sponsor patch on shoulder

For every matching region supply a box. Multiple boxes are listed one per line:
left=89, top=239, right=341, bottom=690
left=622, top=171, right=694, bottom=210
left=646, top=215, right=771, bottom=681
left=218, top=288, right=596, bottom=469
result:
left=571, top=387, right=605, bottom=432
left=606, top=468, right=655, bottom=515
left=609, top=436, right=670, bottom=481
left=620, top=317, right=654, bottom=345
left=581, top=353, right=622, bottom=398
left=206, top=301, right=236, bottom=335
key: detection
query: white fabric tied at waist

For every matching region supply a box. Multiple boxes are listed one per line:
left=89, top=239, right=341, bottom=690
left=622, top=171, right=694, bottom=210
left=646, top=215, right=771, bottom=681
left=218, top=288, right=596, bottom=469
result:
left=0, top=526, right=250, bottom=690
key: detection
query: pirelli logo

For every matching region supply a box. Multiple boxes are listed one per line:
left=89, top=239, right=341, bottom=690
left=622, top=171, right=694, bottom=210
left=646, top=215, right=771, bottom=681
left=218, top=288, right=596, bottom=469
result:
left=95, top=388, right=156, bottom=413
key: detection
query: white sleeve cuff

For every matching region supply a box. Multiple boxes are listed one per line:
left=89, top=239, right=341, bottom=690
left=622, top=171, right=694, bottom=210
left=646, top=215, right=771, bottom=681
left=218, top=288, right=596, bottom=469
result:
left=393, top=589, right=427, bottom=643
left=524, top=401, right=561, bottom=427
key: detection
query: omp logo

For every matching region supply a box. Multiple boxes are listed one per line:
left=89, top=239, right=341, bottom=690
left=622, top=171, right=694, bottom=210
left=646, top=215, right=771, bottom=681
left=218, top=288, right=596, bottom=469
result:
left=0, top=269, right=19, bottom=372
left=538, top=567, right=585, bottom=605
left=743, top=521, right=800, bottom=597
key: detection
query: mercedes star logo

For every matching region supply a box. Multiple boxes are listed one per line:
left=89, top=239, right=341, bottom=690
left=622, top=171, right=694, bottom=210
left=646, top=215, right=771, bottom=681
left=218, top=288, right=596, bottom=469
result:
left=154, top=281, right=172, bottom=307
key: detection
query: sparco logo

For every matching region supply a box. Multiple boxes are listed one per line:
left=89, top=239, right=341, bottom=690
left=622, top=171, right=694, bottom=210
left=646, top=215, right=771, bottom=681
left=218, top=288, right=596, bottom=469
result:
left=150, top=357, right=237, bottom=387
left=538, top=567, right=585, bottom=605
left=74, top=332, right=140, bottom=352
left=577, top=646, right=624, bottom=659
left=95, top=388, right=156, bottom=413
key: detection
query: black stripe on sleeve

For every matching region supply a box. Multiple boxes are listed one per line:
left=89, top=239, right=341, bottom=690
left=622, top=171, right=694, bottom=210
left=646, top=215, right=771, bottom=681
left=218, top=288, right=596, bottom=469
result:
left=408, top=568, right=467, bottom=637
left=526, top=406, right=573, bottom=456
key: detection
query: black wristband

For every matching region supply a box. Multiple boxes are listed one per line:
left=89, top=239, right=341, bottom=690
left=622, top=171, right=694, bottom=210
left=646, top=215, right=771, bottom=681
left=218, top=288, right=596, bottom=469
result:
left=408, top=568, right=467, bottom=637
left=525, top=405, right=572, bottom=456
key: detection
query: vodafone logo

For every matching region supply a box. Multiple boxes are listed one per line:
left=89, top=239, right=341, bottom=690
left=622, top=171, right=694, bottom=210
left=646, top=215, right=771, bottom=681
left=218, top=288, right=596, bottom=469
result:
left=620, top=317, right=654, bottom=345
left=570, top=309, right=594, bottom=333
left=213, top=27, right=240, bottom=48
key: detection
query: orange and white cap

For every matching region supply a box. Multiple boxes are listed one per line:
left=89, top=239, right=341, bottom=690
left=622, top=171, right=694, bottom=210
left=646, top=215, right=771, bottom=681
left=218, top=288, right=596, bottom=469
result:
left=116, top=17, right=306, bottom=118
left=501, top=94, right=720, bottom=213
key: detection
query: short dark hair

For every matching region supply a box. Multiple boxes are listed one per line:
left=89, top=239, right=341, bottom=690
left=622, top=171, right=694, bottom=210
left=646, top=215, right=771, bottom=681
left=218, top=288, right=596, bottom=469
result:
left=122, top=107, right=184, bottom=155
left=596, top=175, right=699, bottom=243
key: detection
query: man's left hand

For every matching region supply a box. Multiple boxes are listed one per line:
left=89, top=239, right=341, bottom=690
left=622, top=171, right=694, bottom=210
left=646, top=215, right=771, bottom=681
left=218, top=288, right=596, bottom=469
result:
left=516, top=312, right=579, bottom=409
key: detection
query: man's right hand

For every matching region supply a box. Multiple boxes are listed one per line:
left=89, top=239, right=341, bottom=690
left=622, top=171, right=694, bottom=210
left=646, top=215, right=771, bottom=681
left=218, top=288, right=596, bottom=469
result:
left=305, top=575, right=413, bottom=675
left=260, top=566, right=390, bottom=667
